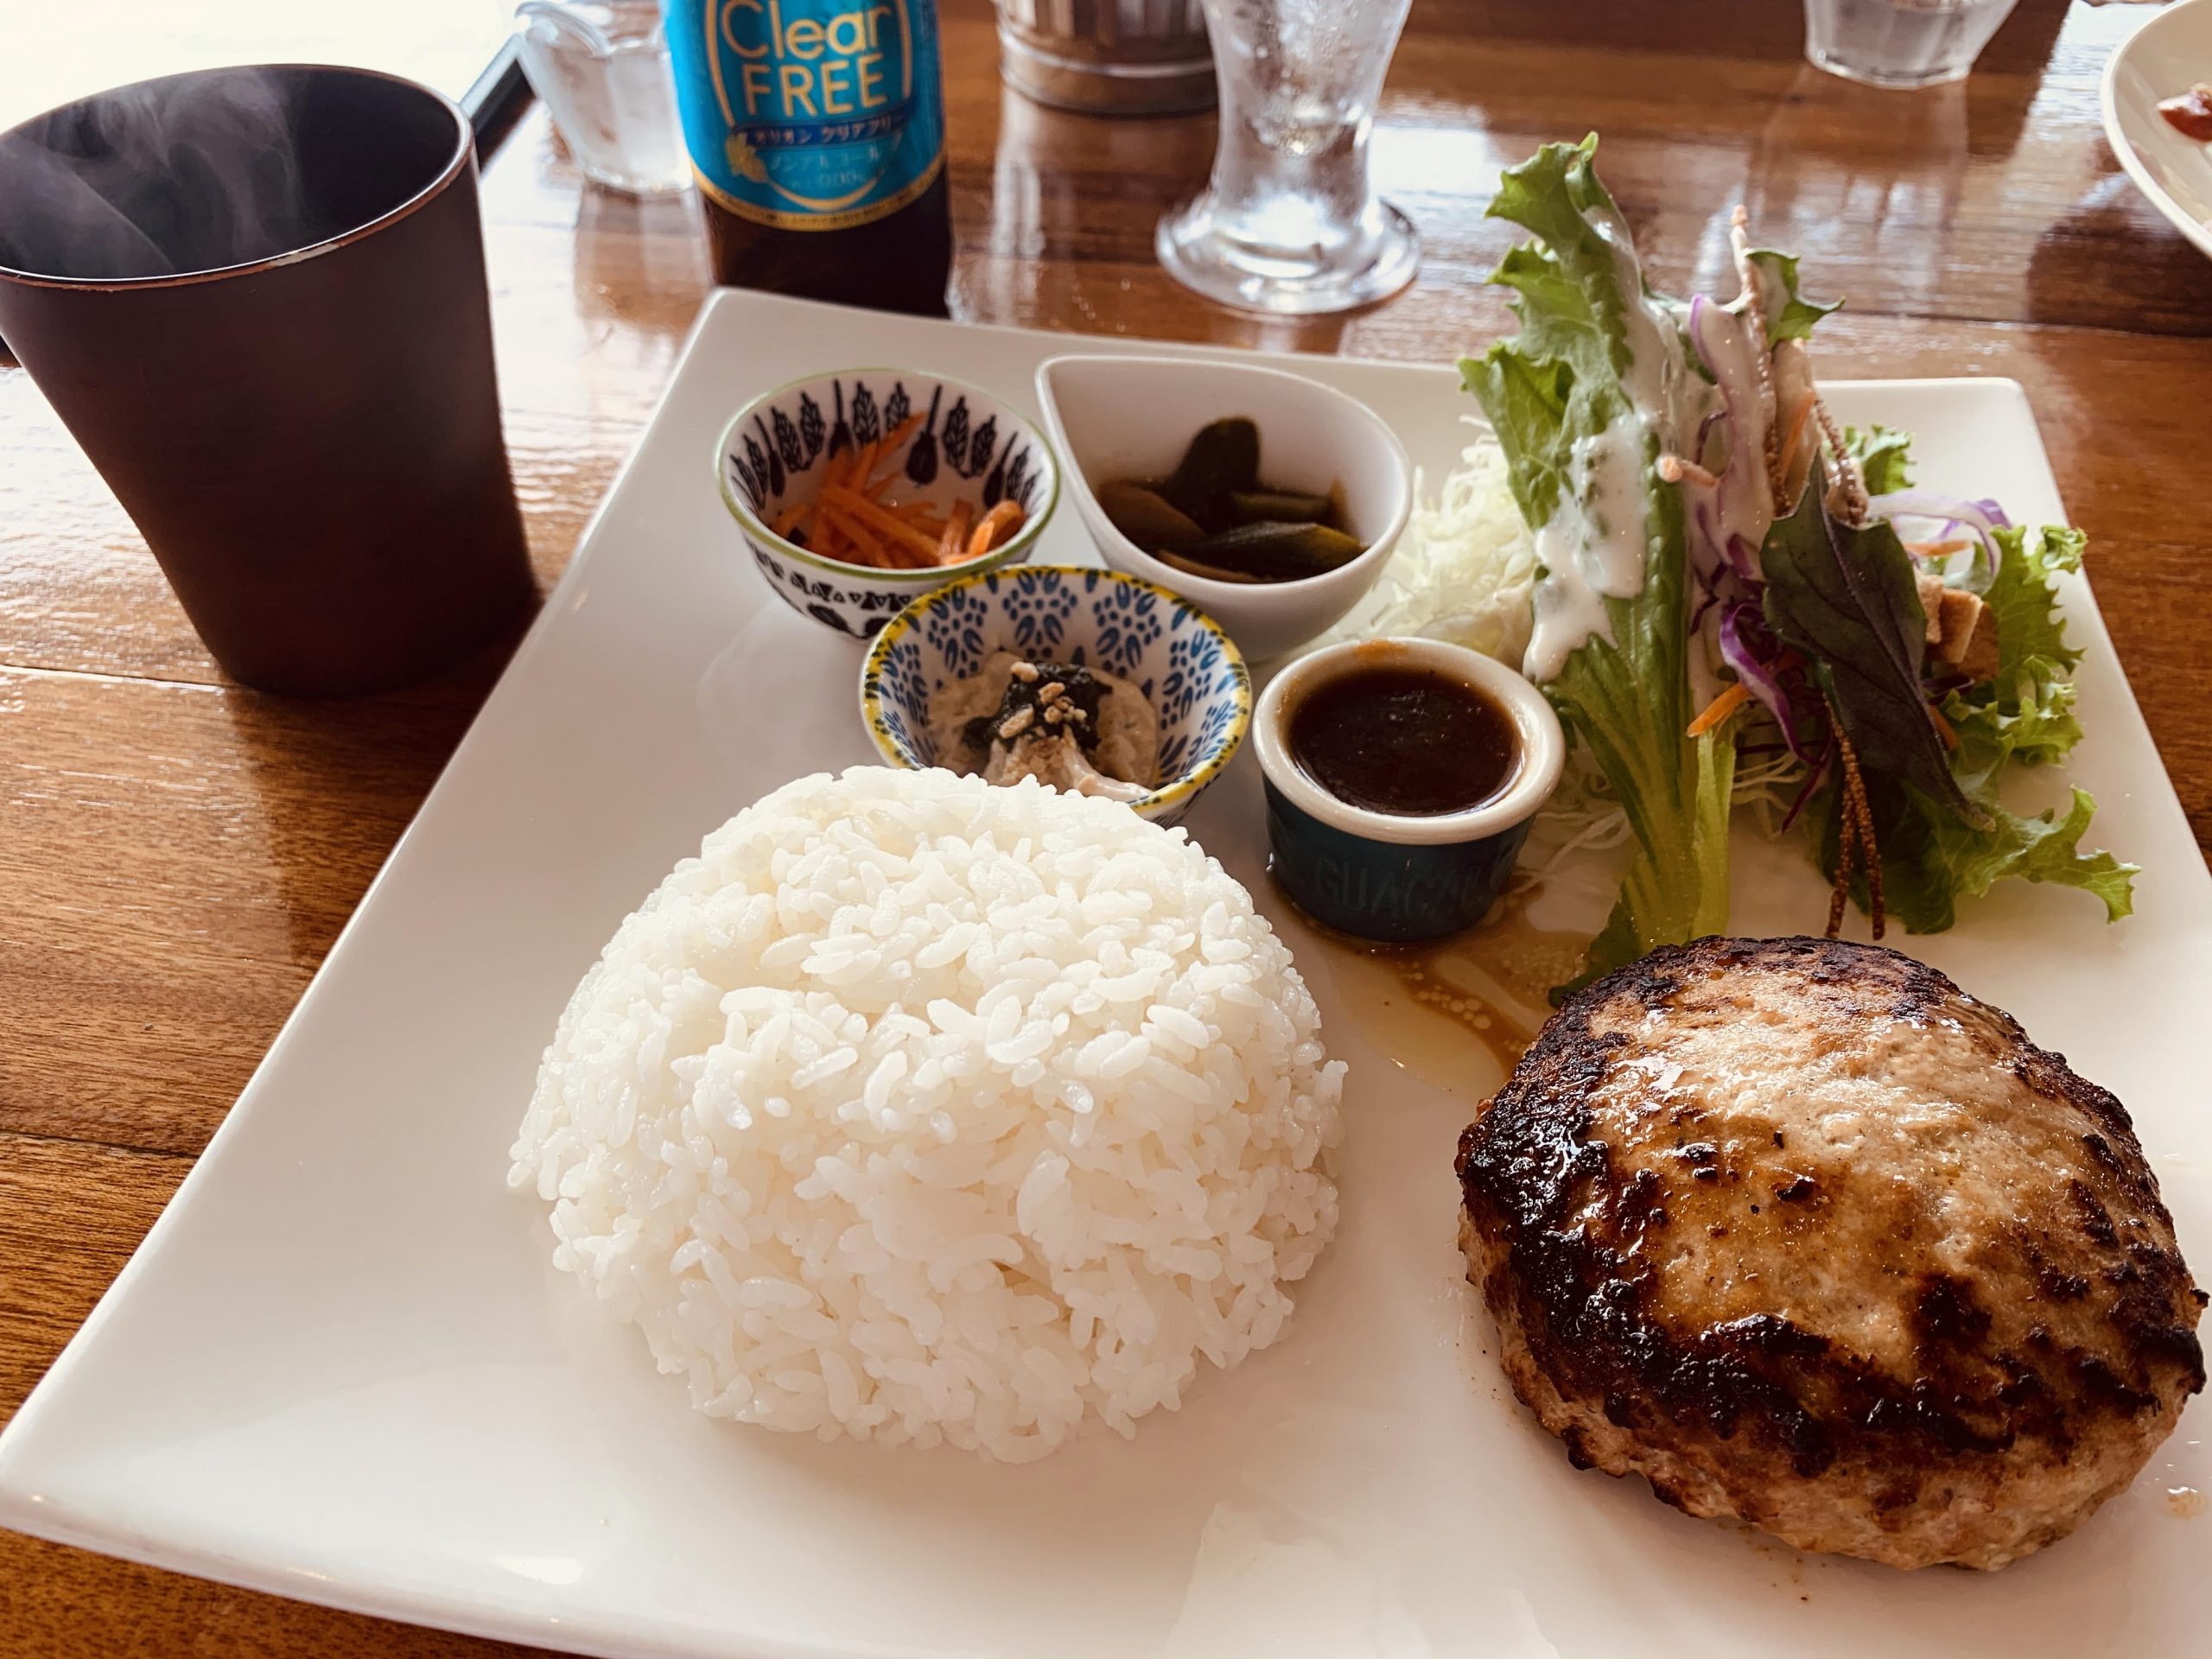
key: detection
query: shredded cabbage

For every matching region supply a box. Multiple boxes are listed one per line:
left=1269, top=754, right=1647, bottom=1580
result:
left=1355, top=423, right=1537, bottom=666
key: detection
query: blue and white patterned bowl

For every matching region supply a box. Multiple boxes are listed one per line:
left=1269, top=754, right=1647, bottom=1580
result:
left=859, top=565, right=1251, bottom=826
left=716, top=368, right=1060, bottom=640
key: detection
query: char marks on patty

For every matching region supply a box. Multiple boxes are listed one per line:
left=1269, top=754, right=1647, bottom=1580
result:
left=1455, top=935, right=2205, bottom=1569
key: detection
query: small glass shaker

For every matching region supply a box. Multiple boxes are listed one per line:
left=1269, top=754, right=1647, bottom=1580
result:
left=513, top=0, right=691, bottom=194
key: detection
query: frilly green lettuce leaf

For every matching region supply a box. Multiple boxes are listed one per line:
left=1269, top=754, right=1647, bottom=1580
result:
left=1944, top=526, right=2088, bottom=789
left=1745, top=249, right=1840, bottom=343
left=1461, top=137, right=1728, bottom=993
left=1982, top=525, right=2085, bottom=684
left=1843, top=424, right=1914, bottom=496
left=1827, top=778, right=2137, bottom=933
left=1463, top=137, right=1652, bottom=531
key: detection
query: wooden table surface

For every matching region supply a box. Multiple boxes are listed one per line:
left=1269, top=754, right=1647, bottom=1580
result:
left=3, top=0, right=2208, bottom=1651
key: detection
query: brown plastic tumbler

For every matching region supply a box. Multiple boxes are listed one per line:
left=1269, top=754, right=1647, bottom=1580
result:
left=0, top=65, right=534, bottom=696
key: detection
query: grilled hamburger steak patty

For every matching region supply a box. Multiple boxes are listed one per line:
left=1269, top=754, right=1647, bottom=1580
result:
left=1455, top=936, right=2204, bottom=1570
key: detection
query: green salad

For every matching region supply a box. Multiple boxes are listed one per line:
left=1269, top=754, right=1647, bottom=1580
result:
left=1370, top=137, right=2133, bottom=992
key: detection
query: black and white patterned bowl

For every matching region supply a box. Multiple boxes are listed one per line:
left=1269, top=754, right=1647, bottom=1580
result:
left=715, top=369, right=1060, bottom=640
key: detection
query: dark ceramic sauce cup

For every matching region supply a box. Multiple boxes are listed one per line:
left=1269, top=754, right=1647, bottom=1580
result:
left=1254, top=637, right=1565, bottom=944
left=0, top=65, right=533, bottom=695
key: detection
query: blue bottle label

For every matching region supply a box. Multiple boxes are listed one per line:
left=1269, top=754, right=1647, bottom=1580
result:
left=664, top=0, right=946, bottom=232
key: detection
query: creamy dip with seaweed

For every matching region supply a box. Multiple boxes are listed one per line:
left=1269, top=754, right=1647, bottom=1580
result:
left=929, top=652, right=1159, bottom=804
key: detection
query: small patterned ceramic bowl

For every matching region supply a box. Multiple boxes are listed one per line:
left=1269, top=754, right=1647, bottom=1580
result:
left=716, top=368, right=1060, bottom=640
left=859, top=565, right=1251, bottom=826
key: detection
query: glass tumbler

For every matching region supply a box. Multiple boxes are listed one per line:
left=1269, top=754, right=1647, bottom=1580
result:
left=1156, top=0, right=1418, bottom=315
left=514, top=0, right=690, bottom=194
left=1802, top=0, right=2023, bottom=90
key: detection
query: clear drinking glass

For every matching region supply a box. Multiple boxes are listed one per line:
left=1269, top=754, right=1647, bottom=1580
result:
left=1802, top=0, right=2022, bottom=90
left=1156, top=0, right=1418, bottom=315
left=513, top=0, right=690, bottom=195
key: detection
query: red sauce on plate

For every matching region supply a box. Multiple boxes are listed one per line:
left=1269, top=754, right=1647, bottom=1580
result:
left=2160, top=86, right=2212, bottom=143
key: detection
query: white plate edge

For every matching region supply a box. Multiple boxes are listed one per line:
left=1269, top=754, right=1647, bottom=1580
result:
left=0, top=297, right=734, bottom=1497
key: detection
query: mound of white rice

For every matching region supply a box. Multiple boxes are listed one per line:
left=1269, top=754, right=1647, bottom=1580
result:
left=509, top=766, right=1344, bottom=1462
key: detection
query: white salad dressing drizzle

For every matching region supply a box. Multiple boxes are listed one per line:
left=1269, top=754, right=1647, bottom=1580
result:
left=1597, top=205, right=1709, bottom=441
left=1527, top=410, right=1652, bottom=682
left=1522, top=207, right=1692, bottom=683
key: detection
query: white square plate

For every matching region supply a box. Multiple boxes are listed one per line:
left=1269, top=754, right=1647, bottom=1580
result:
left=2, top=291, right=2205, bottom=1659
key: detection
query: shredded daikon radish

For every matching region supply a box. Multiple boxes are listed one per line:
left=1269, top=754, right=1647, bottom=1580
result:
left=1351, top=425, right=1539, bottom=665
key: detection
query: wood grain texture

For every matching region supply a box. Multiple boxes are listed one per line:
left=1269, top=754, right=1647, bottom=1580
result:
left=0, top=659, right=520, bottom=1155
left=0, top=1133, right=184, bottom=1418
left=0, top=1534, right=546, bottom=1659
left=2, top=2, right=2208, bottom=1653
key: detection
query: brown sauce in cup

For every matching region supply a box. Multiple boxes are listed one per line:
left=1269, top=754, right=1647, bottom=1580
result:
left=1287, top=663, right=1520, bottom=816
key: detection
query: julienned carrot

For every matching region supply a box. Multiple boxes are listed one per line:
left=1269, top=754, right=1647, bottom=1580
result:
left=1685, top=680, right=1751, bottom=738
left=771, top=501, right=809, bottom=538
left=825, top=486, right=943, bottom=561
left=885, top=522, right=942, bottom=569
left=870, top=414, right=925, bottom=474
left=964, top=500, right=1024, bottom=560
left=845, top=439, right=880, bottom=493
left=819, top=499, right=892, bottom=567
left=936, top=499, right=973, bottom=564
left=813, top=499, right=859, bottom=562
left=823, top=496, right=924, bottom=568
left=852, top=421, right=926, bottom=502
left=1929, top=702, right=1959, bottom=751
left=880, top=515, right=938, bottom=569
left=808, top=499, right=843, bottom=557
left=1904, top=537, right=1971, bottom=560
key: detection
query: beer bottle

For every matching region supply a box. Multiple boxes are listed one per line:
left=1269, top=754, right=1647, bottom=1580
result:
left=663, top=0, right=953, bottom=317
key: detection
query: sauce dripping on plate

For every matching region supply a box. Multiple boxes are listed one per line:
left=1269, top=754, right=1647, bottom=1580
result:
left=1300, top=888, right=1588, bottom=1098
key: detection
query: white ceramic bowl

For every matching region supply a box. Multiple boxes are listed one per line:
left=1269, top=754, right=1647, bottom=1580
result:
left=716, top=368, right=1060, bottom=639
left=2101, top=0, right=2212, bottom=264
left=1034, top=353, right=1412, bottom=662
